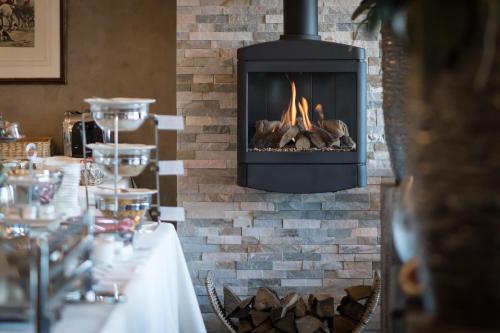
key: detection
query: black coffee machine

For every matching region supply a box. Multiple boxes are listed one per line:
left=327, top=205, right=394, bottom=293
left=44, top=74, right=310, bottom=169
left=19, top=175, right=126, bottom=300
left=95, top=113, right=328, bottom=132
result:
left=63, top=111, right=104, bottom=158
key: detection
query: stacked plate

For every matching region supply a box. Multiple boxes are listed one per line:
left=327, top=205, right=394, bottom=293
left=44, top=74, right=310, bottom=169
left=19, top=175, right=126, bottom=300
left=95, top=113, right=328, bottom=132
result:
left=40, top=157, right=81, bottom=218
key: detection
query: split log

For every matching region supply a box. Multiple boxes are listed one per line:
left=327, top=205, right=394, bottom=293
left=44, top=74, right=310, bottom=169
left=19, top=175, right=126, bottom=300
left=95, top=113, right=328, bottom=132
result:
left=279, top=126, right=300, bottom=148
left=345, top=285, right=372, bottom=301
left=313, top=105, right=349, bottom=143
left=251, top=319, right=273, bottom=333
left=311, top=125, right=340, bottom=147
left=337, top=296, right=366, bottom=322
left=224, top=285, right=242, bottom=316
left=340, top=135, right=356, bottom=150
left=250, top=310, right=270, bottom=327
left=275, top=312, right=296, bottom=333
left=295, top=134, right=311, bottom=150
left=294, top=297, right=308, bottom=318
left=231, top=306, right=252, bottom=319
left=322, top=119, right=346, bottom=138
left=240, top=296, right=255, bottom=309
left=269, top=307, right=283, bottom=323
left=250, top=120, right=282, bottom=148
left=230, top=296, right=253, bottom=319
left=226, top=288, right=336, bottom=333
left=340, top=120, right=350, bottom=137
left=239, top=319, right=254, bottom=333
left=308, top=131, right=326, bottom=149
left=295, top=315, right=322, bottom=333
left=296, top=116, right=307, bottom=132
left=254, top=288, right=281, bottom=311
left=333, top=315, right=356, bottom=333
left=308, top=294, right=335, bottom=318
left=250, top=120, right=267, bottom=147
left=253, top=120, right=281, bottom=133
left=280, top=293, right=300, bottom=318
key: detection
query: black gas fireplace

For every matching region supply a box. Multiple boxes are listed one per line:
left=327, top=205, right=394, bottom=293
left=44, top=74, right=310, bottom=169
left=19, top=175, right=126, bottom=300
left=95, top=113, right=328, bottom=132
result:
left=237, top=0, right=367, bottom=193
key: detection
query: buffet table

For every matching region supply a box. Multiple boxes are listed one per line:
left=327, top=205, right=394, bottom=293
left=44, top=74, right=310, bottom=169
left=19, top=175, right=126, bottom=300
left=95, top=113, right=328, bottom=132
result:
left=43, top=223, right=207, bottom=333
left=50, top=223, right=206, bottom=333
left=43, top=223, right=204, bottom=333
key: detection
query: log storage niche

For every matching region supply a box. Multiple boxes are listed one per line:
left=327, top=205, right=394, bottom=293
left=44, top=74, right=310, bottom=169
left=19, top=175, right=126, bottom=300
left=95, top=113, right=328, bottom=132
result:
left=237, top=0, right=367, bottom=194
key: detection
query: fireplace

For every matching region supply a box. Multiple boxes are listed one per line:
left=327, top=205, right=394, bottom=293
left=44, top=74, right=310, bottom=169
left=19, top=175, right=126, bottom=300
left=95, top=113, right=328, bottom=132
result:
left=237, top=0, right=367, bottom=193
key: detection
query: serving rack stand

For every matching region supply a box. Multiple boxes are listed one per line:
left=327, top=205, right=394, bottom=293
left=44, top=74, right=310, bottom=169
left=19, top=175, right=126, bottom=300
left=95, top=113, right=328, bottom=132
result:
left=81, top=103, right=185, bottom=229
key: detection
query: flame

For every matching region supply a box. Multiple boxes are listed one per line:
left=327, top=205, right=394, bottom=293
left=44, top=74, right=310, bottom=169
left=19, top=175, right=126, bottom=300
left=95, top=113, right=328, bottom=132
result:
left=280, top=81, right=315, bottom=131
left=281, top=81, right=297, bottom=126
left=298, top=97, right=313, bottom=131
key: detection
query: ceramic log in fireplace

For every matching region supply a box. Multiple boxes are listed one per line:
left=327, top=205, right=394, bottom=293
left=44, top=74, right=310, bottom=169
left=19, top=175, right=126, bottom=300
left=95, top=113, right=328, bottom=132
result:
left=237, top=0, right=367, bottom=193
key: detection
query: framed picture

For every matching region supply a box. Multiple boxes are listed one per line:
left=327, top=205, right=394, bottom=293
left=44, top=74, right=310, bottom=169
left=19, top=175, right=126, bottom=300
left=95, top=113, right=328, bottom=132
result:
left=0, top=0, right=66, bottom=84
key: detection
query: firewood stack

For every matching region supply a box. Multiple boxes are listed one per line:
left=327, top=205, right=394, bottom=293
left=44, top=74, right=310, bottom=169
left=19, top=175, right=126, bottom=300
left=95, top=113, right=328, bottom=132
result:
left=334, top=285, right=375, bottom=333
left=224, top=286, right=335, bottom=333
left=249, top=104, right=356, bottom=152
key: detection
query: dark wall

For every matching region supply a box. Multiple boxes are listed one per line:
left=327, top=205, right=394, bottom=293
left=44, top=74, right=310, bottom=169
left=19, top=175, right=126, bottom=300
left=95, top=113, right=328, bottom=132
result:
left=0, top=0, right=177, bottom=205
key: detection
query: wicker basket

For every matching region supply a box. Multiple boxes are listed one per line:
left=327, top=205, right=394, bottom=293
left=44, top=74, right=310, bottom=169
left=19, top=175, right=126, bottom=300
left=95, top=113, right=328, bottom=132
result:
left=0, top=137, right=52, bottom=160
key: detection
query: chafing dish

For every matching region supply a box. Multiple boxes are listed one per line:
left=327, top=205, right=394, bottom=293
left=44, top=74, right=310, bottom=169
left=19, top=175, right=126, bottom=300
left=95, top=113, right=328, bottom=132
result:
left=0, top=216, right=93, bottom=331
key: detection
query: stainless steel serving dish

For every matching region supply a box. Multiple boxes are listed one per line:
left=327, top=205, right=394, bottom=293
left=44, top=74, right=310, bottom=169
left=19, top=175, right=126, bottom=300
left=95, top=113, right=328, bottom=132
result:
left=0, top=235, right=33, bottom=322
left=0, top=219, right=93, bottom=329
left=87, top=143, right=155, bottom=177
left=84, top=98, right=156, bottom=132
left=94, top=188, right=156, bottom=222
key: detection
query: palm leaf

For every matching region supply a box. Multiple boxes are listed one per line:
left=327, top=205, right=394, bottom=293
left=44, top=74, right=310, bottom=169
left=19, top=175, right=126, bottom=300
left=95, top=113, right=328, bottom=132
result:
left=352, top=0, right=377, bottom=21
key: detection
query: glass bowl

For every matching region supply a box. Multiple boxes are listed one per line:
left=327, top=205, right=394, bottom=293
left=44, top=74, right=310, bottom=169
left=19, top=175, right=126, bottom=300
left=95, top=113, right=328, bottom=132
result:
left=87, top=143, right=155, bottom=177
left=5, top=168, right=64, bottom=205
left=84, top=98, right=156, bottom=132
left=94, top=188, right=156, bottom=223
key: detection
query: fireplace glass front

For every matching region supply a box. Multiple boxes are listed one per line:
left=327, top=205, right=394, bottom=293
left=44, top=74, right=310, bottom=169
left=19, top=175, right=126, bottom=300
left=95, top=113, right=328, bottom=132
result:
left=247, top=71, right=358, bottom=153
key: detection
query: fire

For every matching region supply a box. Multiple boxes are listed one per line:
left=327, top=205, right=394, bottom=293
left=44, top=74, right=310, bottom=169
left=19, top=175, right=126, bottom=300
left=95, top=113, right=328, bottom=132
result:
left=281, top=81, right=297, bottom=126
left=280, top=81, right=315, bottom=131
left=298, top=97, right=313, bottom=131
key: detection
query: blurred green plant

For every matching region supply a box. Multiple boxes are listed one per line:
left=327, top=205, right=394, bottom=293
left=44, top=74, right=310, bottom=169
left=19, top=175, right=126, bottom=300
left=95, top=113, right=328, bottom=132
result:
left=352, top=0, right=500, bottom=88
left=351, top=0, right=408, bottom=36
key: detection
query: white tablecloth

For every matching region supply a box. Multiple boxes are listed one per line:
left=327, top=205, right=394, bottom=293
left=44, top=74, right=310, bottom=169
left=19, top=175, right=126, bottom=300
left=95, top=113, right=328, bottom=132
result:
left=52, top=223, right=206, bottom=333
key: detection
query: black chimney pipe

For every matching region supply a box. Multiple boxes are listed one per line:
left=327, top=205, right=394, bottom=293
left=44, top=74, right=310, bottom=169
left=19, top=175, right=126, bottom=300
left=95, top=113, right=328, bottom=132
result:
left=281, top=0, right=321, bottom=40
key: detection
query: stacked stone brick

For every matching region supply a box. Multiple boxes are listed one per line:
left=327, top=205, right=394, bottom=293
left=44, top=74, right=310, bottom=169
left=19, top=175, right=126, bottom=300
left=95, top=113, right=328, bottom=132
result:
left=177, top=0, right=390, bottom=331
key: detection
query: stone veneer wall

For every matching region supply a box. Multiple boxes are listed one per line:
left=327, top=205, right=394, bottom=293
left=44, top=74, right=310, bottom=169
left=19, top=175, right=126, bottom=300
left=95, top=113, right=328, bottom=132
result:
left=176, top=0, right=391, bottom=331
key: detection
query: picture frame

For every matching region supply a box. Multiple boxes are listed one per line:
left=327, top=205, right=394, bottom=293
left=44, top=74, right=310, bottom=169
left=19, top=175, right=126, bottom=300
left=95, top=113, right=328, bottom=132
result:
left=0, top=0, right=66, bottom=84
